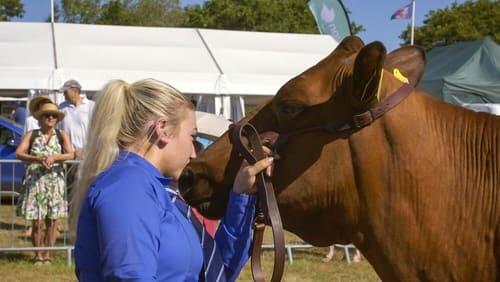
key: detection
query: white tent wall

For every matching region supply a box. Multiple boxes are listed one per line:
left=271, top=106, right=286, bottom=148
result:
left=0, top=22, right=338, bottom=121
left=196, top=29, right=338, bottom=120
left=198, top=29, right=338, bottom=96
left=54, top=23, right=222, bottom=94
left=0, top=22, right=55, bottom=93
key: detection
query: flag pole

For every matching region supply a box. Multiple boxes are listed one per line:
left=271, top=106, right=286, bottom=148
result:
left=410, top=0, right=416, bottom=45
left=50, top=0, right=54, bottom=23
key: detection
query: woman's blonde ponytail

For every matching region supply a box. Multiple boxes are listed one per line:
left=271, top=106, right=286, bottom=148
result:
left=69, top=80, right=129, bottom=234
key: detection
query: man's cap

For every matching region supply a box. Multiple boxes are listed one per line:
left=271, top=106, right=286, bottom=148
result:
left=60, top=80, right=82, bottom=91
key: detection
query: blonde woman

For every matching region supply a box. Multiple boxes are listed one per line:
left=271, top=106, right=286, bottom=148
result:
left=16, top=102, right=74, bottom=265
left=72, top=79, right=272, bottom=281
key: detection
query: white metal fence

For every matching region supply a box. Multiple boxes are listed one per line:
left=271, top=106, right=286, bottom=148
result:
left=0, top=159, right=357, bottom=266
left=0, top=159, right=77, bottom=265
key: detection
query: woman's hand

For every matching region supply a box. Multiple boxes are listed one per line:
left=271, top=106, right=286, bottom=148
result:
left=74, top=149, right=84, bottom=160
left=42, top=156, right=56, bottom=169
left=233, top=156, right=274, bottom=195
left=35, top=156, right=45, bottom=164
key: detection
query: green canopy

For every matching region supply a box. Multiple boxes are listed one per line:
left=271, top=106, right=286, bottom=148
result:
left=419, top=38, right=500, bottom=105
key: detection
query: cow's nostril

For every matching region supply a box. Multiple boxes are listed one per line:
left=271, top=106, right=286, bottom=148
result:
left=178, top=167, right=194, bottom=194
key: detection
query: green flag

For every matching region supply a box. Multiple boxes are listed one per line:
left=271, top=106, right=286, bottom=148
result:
left=308, top=0, right=352, bottom=42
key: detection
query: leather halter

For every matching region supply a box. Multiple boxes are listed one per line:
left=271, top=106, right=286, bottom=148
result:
left=266, top=83, right=414, bottom=153
left=229, top=83, right=413, bottom=281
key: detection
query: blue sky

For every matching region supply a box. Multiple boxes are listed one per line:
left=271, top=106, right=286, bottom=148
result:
left=15, top=0, right=466, bottom=51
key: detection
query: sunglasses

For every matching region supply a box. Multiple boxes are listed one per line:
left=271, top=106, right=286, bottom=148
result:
left=42, top=113, right=58, bottom=119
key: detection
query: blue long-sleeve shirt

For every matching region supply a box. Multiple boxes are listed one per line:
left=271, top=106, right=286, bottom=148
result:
left=75, top=151, right=255, bottom=281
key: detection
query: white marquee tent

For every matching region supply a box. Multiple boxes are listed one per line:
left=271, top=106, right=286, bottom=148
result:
left=0, top=22, right=338, bottom=120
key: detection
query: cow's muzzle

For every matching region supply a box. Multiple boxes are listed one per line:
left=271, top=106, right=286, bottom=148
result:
left=178, top=167, right=194, bottom=195
left=178, top=165, right=223, bottom=218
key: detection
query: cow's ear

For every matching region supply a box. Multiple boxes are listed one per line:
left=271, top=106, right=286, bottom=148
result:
left=336, top=36, right=365, bottom=54
left=384, top=46, right=426, bottom=87
left=351, top=41, right=387, bottom=111
left=321, top=36, right=364, bottom=65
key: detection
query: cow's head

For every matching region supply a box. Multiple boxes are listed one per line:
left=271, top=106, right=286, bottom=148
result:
left=178, top=36, right=425, bottom=245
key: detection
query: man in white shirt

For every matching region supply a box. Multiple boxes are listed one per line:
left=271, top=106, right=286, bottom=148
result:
left=58, top=80, right=94, bottom=159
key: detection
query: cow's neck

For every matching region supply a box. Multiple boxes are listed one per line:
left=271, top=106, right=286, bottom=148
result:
left=346, top=84, right=499, bottom=280
left=427, top=97, right=500, bottom=193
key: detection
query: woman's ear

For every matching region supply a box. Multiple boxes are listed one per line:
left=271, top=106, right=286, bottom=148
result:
left=153, top=118, right=171, bottom=146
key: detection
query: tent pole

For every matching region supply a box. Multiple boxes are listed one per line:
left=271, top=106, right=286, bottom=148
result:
left=50, top=0, right=60, bottom=90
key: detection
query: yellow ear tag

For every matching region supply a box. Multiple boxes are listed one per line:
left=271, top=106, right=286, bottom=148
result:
left=393, top=68, right=409, bottom=83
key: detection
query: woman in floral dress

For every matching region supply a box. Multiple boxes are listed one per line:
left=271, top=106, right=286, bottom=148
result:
left=16, top=102, right=74, bottom=265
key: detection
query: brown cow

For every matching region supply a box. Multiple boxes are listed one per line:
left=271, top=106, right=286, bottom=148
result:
left=178, top=36, right=500, bottom=281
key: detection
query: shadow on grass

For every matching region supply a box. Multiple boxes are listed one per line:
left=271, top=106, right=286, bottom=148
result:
left=0, top=220, right=26, bottom=231
left=0, top=252, right=32, bottom=262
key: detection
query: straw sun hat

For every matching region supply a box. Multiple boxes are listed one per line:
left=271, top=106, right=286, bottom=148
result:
left=33, top=103, right=65, bottom=121
left=28, top=96, right=52, bottom=114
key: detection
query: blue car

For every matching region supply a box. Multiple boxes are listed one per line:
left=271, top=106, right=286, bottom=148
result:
left=0, top=117, right=24, bottom=199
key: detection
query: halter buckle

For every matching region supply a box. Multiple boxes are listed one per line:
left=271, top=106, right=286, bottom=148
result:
left=352, top=111, right=374, bottom=129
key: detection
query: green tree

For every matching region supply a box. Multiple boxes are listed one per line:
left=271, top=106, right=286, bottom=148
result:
left=97, top=0, right=138, bottom=25
left=0, top=0, right=24, bottom=21
left=128, top=0, right=184, bottom=27
left=183, top=0, right=364, bottom=35
left=345, top=8, right=365, bottom=35
left=183, top=0, right=317, bottom=33
left=57, top=0, right=184, bottom=27
left=350, top=21, right=364, bottom=34
left=60, top=0, right=101, bottom=24
left=399, top=0, right=500, bottom=49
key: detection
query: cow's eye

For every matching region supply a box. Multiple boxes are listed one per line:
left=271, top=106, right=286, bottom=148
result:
left=279, top=103, right=305, bottom=117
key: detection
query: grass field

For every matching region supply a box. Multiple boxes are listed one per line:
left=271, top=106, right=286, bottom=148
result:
left=0, top=203, right=380, bottom=281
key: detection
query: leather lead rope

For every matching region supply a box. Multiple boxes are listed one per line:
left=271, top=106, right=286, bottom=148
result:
left=231, top=123, right=285, bottom=282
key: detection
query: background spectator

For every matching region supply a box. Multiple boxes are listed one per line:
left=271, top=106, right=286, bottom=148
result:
left=323, top=245, right=362, bottom=263
left=58, top=80, right=94, bottom=201
left=15, top=102, right=74, bottom=265
left=58, top=80, right=94, bottom=158
left=10, top=101, right=27, bottom=126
